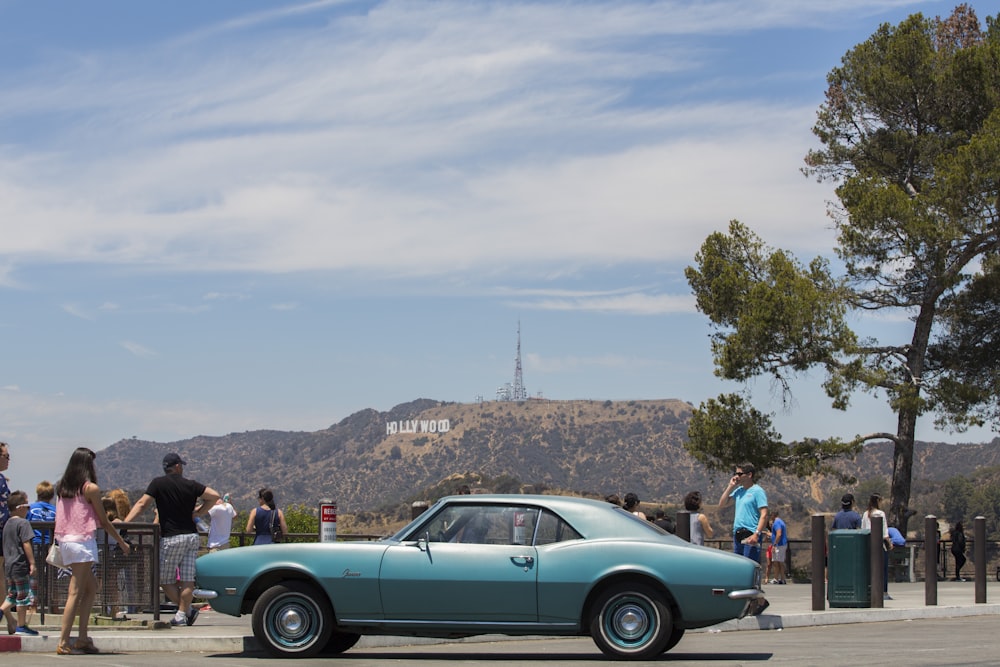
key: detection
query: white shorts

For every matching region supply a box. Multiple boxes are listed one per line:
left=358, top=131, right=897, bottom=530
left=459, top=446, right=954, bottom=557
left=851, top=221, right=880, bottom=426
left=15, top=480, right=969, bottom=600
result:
left=60, top=538, right=100, bottom=565
left=771, top=544, right=787, bottom=563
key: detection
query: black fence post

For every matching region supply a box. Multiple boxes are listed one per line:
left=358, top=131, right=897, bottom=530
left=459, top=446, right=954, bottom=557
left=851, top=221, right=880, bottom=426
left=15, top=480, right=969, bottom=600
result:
left=870, top=514, right=884, bottom=608
left=811, top=514, right=825, bottom=611
left=925, top=515, right=937, bottom=606
left=975, top=516, right=987, bottom=603
left=675, top=510, right=691, bottom=542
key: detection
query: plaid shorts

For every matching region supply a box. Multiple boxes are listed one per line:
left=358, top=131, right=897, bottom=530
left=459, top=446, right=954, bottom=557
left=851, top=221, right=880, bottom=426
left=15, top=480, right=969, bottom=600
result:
left=159, top=533, right=201, bottom=585
left=4, top=573, right=37, bottom=609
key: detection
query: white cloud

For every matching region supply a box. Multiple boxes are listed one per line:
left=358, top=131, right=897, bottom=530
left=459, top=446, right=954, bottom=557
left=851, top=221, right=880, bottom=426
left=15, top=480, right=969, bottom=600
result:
left=61, top=303, right=95, bottom=320
left=120, top=341, right=157, bottom=358
left=0, top=262, right=19, bottom=288
left=203, top=292, right=249, bottom=302
left=510, top=291, right=696, bottom=315
left=0, top=1, right=860, bottom=282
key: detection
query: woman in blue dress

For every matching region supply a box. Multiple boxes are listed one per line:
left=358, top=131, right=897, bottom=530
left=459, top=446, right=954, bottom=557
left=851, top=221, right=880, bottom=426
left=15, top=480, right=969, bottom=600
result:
left=245, top=488, right=288, bottom=545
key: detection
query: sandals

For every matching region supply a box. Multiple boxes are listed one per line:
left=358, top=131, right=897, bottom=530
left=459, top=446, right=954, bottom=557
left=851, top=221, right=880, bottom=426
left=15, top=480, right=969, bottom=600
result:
left=74, top=637, right=101, bottom=654
left=56, top=637, right=100, bottom=655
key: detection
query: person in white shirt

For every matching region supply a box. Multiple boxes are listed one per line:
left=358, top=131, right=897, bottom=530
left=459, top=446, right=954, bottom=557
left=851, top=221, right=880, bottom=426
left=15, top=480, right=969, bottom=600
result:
left=860, top=492, right=892, bottom=599
left=206, top=494, right=237, bottom=552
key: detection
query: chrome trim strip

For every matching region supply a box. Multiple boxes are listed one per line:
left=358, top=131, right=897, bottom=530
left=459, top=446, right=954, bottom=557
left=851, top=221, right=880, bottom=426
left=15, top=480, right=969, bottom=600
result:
left=340, top=618, right=577, bottom=628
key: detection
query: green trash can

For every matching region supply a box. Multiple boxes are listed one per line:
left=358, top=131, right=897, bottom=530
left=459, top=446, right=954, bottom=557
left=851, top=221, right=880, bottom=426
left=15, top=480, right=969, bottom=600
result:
left=828, top=529, right=871, bottom=608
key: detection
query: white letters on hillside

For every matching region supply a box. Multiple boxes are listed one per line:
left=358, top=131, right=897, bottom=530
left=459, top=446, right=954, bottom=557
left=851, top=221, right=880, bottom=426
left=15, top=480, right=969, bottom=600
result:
left=386, top=419, right=451, bottom=435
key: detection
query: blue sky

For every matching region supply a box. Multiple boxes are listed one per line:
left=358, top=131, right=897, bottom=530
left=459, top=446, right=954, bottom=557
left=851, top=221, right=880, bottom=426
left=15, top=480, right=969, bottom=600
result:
left=2, top=1, right=996, bottom=492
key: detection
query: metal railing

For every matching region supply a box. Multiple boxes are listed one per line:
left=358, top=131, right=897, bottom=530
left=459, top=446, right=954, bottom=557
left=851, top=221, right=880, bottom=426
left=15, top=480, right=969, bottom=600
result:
left=224, top=530, right=385, bottom=547
left=696, top=536, right=999, bottom=583
left=31, top=522, right=162, bottom=624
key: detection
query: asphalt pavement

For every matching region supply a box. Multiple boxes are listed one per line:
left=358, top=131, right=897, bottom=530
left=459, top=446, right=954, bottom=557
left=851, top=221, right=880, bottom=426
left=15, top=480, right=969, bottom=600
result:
left=2, top=579, right=998, bottom=655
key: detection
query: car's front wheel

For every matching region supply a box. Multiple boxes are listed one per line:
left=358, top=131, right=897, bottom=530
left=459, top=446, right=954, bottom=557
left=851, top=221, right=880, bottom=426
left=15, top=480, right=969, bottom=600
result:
left=324, top=629, right=362, bottom=654
left=252, top=580, right=334, bottom=658
left=589, top=582, right=673, bottom=660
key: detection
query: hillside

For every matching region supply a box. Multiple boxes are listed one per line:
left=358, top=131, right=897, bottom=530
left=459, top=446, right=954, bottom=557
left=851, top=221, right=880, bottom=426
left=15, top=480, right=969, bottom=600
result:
left=96, top=398, right=1000, bottom=530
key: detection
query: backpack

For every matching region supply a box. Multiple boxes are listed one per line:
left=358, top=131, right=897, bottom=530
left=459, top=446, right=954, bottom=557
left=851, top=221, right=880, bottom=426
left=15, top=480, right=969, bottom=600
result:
left=269, top=508, right=284, bottom=543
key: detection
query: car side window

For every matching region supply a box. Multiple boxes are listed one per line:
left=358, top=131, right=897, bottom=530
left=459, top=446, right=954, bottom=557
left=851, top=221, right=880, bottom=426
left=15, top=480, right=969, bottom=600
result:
left=533, top=509, right=583, bottom=546
left=417, top=505, right=541, bottom=545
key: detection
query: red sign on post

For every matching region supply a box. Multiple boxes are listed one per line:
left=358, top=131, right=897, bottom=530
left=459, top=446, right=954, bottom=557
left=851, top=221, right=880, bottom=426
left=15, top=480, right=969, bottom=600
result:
left=319, top=500, right=337, bottom=542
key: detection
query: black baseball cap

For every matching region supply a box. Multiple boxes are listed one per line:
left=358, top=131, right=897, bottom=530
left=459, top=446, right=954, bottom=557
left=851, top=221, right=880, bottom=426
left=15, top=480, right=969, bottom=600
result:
left=163, top=452, right=186, bottom=470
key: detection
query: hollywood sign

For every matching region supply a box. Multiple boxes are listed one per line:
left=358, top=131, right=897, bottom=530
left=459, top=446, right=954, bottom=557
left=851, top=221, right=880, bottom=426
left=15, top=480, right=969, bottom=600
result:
left=386, top=419, right=451, bottom=435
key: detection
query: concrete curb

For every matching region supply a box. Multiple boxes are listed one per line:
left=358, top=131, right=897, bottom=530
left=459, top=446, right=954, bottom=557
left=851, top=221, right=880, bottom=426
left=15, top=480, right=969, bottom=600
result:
left=9, top=632, right=253, bottom=654
left=718, top=602, right=1000, bottom=632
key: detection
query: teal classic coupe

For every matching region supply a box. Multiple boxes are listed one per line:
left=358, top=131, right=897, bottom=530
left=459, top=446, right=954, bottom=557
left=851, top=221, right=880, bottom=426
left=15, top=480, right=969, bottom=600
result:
left=195, top=494, right=763, bottom=659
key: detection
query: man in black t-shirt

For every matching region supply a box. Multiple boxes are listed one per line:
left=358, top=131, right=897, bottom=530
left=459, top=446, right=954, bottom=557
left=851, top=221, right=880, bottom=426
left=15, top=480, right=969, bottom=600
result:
left=124, top=453, right=219, bottom=627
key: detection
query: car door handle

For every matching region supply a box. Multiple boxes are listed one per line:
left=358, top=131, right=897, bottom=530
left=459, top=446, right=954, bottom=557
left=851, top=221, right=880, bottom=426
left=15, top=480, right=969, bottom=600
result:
left=511, top=555, right=534, bottom=570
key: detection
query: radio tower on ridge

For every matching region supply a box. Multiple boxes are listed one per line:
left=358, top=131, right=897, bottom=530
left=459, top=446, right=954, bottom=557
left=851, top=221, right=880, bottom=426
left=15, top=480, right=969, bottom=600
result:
left=512, top=321, right=527, bottom=401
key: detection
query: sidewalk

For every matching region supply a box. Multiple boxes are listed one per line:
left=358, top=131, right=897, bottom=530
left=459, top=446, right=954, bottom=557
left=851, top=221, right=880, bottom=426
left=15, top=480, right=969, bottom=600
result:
left=3, top=580, right=999, bottom=654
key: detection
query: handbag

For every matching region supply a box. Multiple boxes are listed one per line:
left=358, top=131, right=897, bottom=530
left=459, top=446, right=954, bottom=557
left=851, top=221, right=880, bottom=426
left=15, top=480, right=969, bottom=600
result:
left=269, top=509, right=284, bottom=543
left=734, top=527, right=755, bottom=543
left=46, top=542, right=65, bottom=568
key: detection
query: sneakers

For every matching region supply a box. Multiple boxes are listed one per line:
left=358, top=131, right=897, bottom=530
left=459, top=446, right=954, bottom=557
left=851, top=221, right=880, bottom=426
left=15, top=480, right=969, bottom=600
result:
left=171, top=607, right=200, bottom=626
left=15, top=626, right=39, bottom=636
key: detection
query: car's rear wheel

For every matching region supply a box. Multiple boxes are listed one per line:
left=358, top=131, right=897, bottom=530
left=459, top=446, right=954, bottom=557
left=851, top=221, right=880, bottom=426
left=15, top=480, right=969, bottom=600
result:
left=252, top=580, right=333, bottom=658
left=589, top=582, right=672, bottom=659
left=323, top=629, right=362, bottom=654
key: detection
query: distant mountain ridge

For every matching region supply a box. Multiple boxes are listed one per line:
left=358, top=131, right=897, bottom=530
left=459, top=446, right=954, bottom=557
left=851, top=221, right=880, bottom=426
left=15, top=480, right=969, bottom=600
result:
left=96, top=398, right=1000, bottom=520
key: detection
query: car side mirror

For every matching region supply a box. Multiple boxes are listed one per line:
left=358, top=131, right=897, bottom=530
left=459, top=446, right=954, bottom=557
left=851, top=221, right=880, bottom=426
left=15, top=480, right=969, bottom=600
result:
left=415, top=531, right=429, bottom=552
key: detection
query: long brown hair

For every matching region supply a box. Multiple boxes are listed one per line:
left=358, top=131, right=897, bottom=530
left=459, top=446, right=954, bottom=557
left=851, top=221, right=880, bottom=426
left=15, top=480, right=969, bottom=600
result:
left=258, top=488, right=276, bottom=510
left=56, top=447, right=98, bottom=498
left=866, top=493, right=882, bottom=513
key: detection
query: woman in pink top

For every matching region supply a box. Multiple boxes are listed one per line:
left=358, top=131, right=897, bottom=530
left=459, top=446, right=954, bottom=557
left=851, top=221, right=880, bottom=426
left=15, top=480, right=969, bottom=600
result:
left=54, top=447, right=131, bottom=655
